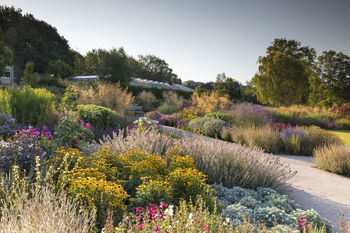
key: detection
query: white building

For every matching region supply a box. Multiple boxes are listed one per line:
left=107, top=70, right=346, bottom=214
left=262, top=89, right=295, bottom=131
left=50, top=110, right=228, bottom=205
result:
left=0, top=65, right=15, bottom=85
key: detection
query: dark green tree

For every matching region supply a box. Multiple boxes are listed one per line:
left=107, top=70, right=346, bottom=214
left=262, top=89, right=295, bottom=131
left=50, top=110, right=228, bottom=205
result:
left=48, top=59, right=73, bottom=78
left=253, top=51, right=309, bottom=106
left=0, top=6, right=74, bottom=73
left=129, top=55, right=181, bottom=84
left=84, top=49, right=103, bottom=75
left=214, top=73, right=242, bottom=100
left=310, top=50, right=350, bottom=105
left=72, top=50, right=86, bottom=76
left=98, top=48, right=131, bottom=85
left=0, top=27, right=13, bottom=76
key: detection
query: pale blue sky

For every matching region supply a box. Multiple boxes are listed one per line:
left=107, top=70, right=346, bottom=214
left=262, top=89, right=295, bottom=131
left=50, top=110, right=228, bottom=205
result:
left=1, top=0, right=350, bottom=83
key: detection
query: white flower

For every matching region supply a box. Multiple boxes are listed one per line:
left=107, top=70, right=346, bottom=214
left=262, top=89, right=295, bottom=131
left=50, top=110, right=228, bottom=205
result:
left=188, top=213, right=193, bottom=219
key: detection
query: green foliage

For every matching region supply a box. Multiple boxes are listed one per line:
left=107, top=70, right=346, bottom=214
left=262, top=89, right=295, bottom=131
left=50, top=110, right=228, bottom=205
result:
left=48, top=59, right=73, bottom=78
left=158, top=91, right=183, bottom=114
left=0, top=89, right=11, bottom=114
left=54, top=116, right=94, bottom=148
left=136, top=91, right=158, bottom=112
left=0, top=6, right=74, bottom=72
left=187, top=117, right=226, bottom=138
left=129, top=55, right=181, bottom=84
left=3, top=87, right=55, bottom=125
left=312, top=50, right=350, bottom=104
left=205, top=112, right=234, bottom=123
left=76, top=104, right=126, bottom=130
left=60, top=86, right=78, bottom=111
left=0, top=27, right=13, bottom=76
left=214, top=73, right=242, bottom=100
left=128, top=85, right=193, bottom=100
left=253, top=51, right=309, bottom=106
left=98, top=48, right=131, bottom=85
left=21, top=61, right=39, bottom=87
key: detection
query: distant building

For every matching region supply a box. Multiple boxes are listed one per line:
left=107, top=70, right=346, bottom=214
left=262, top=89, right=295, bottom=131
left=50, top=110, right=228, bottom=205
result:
left=0, top=65, right=15, bottom=85
left=68, top=75, right=99, bottom=82
left=129, top=78, right=194, bottom=92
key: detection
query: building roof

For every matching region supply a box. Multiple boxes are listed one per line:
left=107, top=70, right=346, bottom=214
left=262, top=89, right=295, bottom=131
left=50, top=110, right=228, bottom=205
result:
left=130, top=78, right=194, bottom=92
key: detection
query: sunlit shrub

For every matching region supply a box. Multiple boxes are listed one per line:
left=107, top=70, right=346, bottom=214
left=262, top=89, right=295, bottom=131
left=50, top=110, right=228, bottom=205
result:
left=158, top=91, right=183, bottom=114
left=188, top=117, right=226, bottom=138
left=314, top=144, right=350, bottom=175
left=136, top=91, right=158, bottom=112
left=192, top=91, right=231, bottom=114
left=77, top=104, right=127, bottom=130
left=231, top=125, right=282, bottom=153
left=75, top=81, right=134, bottom=116
left=55, top=116, right=94, bottom=148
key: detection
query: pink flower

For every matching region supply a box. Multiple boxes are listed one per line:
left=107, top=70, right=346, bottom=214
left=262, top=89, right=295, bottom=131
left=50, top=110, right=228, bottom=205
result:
left=153, top=225, right=160, bottom=232
left=136, top=207, right=142, bottom=213
left=137, top=222, right=143, bottom=229
left=85, top=123, right=92, bottom=129
left=80, top=120, right=85, bottom=126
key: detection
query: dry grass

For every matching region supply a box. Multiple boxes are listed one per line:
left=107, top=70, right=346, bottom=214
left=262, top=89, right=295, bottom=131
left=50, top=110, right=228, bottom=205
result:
left=0, top=186, right=96, bottom=233
left=231, top=125, right=282, bottom=154
left=192, top=92, right=231, bottom=114
left=74, top=81, right=134, bottom=116
left=314, top=144, right=350, bottom=175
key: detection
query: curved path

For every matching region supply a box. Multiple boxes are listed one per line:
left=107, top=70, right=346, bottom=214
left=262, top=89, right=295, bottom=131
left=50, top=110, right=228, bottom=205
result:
left=160, top=126, right=350, bottom=230
left=279, top=155, right=350, bottom=231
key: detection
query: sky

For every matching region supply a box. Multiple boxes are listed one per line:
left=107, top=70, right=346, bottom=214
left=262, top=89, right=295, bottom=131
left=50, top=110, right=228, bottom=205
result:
left=1, top=0, right=350, bottom=83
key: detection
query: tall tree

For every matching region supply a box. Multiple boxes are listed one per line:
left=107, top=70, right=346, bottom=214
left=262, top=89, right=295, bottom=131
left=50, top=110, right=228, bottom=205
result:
left=47, top=59, right=73, bottom=78
left=0, top=6, right=74, bottom=73
left=311, top=50, right=350, bottom=104
left=98, top=48, right=131, bottom=85
left=72, top=50, right=86, bottom=76
left=253, top=39, right=314, bottom=106
left=214, top=73, right=242, bottom=100
left=84, top=49, right=103, bottom=75
left=0, top=27, right=13, bottom=76
left=253, top=51, right=309, bottom=106
left=129, top=55, right=181, bottom=84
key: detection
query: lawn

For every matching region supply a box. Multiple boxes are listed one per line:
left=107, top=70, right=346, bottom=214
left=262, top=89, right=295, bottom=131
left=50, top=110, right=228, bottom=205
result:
left=327, top=129, right=350, bottom=146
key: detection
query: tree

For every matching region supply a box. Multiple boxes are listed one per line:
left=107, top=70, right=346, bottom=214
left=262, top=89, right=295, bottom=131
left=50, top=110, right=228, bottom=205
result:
left=253, top=51, right=309, bottom=106
left=21, top=61, right=39, bottom=86
left=0, top=6, right=74, bottom=73
left=48, top=59, right=73, bottom=78
left=85, top=49, right=103, bottom=75
left=72, top=50, right=86, bottom=76
left=311, top=50, right=350, bottom=104
left=0, top=27, right=13, bottom=76
left=129, top=55, right=181, bottom=84
left=98, top=48, right=131, bottom=85
left=214, top=73, right=242, bottom=100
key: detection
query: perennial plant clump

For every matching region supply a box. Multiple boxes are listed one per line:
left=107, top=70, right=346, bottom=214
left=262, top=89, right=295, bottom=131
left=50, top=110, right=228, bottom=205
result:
left=0, top=113, right=15, bottom=138
left=187, top=117, right=226, bottom=138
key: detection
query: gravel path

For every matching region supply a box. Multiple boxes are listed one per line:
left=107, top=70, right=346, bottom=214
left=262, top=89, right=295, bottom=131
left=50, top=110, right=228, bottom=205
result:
left=160, top=126, right=350, bottom=230
left=279, top=155, right=350, bottom=231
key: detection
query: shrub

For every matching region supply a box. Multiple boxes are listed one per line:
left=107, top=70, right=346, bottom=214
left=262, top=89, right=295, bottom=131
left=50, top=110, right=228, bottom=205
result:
left=214, top=185, right=332, bottom=231
left=187, top=117, right=226, bottom=138
left=0, top=186, right=96, bottom=233
left=231, top=125, right=282, bottom=153
left=192, top=91, right=231, bottom=114
left=55, top=116, right=94, bottom=148
left=136, top=91, right=158, bottom=112
left=21, top=61, right=39, bottom=87
left=160, top=114, right=188, bottom=128
left=94, top=129, right=294, bottom=189
left=233, top=103, right=272, bottom=127
left=77, top=104, right=127, bottom=130
left=0, top=113, right=15, bottom=138
left=59, top=86, right=78, bottom=112
left=6, top=87, right=55, bottom=125
left=300, top=126, right=343, bottom=156
left=336, top=118, right=350, bottom=129
left=314, top=144, right=350, bottom=175
left=75, top=81, right=134, bottom=116
left=205, top=112, right=235, bottom=124
left=0, top=89, right=10, bottom=114
left=221, top=127, right=233, bottom=141
left=0, top=127, right=54, bottom=174
left=158, top=91, right=183, bottom=114
left=144, top=111, right=163, bottom=122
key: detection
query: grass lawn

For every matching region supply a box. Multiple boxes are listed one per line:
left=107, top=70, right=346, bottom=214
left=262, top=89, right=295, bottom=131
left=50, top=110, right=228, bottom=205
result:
left=327, top=129, right=350, bottom=146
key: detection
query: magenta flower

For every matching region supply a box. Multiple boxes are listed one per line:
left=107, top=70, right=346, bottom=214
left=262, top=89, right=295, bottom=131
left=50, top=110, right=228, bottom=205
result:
left=85, top=123, right=92, bottom=129
left=80, top=120, right=85, bottom=126
left=153, top=225, right=160, bottom=232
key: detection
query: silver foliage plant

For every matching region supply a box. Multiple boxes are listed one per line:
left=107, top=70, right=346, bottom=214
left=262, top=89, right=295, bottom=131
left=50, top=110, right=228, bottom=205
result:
left=92, top=129, right=295, bottom=189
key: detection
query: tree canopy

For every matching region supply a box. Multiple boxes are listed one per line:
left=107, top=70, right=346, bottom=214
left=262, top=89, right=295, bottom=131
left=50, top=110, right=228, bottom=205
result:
left=0, top=6, right=74, bottom=73
left=129, top=55, right=181, bottom=84
left=0, top=27, right=13, bottom=76
left=253, top=39, right=313, bottom=106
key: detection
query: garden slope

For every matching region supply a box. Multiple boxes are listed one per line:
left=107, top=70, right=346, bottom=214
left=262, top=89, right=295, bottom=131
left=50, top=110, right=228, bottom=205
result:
left=160, top=126, right=350, bottom=229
